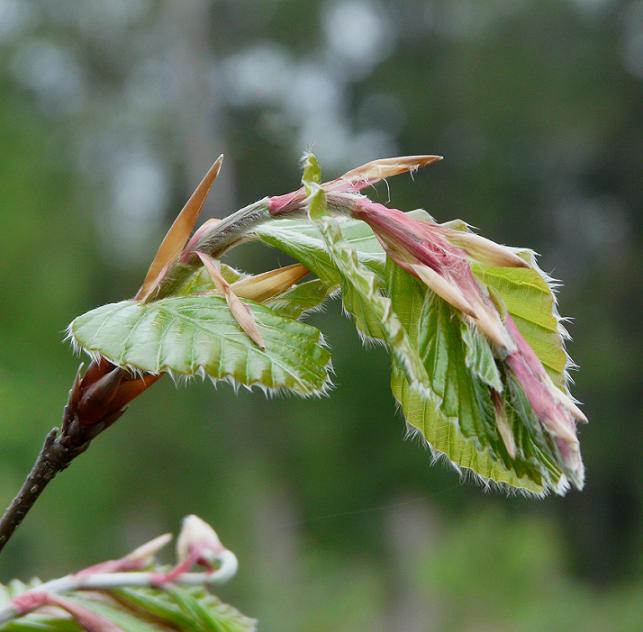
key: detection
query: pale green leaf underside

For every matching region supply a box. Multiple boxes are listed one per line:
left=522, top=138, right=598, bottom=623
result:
left=69, top=297, right=331, bottom=396
left=253, top=210, right=429, bottom=284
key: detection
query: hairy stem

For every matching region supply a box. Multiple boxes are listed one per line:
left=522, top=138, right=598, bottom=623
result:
left=149, top=198, right=276, bottom=301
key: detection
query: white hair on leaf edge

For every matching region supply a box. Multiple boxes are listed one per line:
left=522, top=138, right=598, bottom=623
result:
left=65, top=326, right=334, bottom=400
left=402, top=423, right=555, bottom=499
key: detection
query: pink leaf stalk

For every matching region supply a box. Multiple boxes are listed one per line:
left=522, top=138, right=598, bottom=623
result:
left=13, top=592, right=122, bottom=632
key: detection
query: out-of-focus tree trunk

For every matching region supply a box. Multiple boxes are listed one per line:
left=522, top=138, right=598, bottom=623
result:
left=163, top=0, right=236, bottom=216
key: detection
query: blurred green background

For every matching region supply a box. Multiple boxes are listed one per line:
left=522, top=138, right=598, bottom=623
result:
left=0, top=1, right=641, bottom=630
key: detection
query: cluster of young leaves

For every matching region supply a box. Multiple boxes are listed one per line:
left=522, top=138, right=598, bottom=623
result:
left=68, top=158, right=576, bottom=496
left=0, top=577, right=255, bottom=632
left=252, top=210, right=573, bottom=496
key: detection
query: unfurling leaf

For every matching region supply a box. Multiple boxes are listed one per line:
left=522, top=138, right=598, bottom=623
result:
left=0, top=512, right=252, bottom=629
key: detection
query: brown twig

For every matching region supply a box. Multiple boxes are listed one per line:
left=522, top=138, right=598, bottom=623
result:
left=0, top=361, right=159, bottom=554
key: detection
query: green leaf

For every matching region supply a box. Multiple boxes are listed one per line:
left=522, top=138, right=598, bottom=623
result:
left=387, top=261, right=565, bottom=495
left=68, top=297, right=332, bottom=397
left=471, top=262, right=570, bottom=386
left=0, top=579, right=256, bottom=632
left=263, top=279, right=335, bottom=318
left=301, top=152, right=325, bottom=221
left=391, top=372, right=546, bottom=494
left=301, top=152, right=321, bottom=187
left=390, top=265, right=498, bottom=450
left=306, top=184, right=327, bottom=222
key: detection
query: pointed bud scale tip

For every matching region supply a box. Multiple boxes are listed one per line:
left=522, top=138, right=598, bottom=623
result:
left=411, top=264, right=478, bottom=318
left=444, top=230, right=529, bottom=269
left=231, top=263, right=310, bottom=302
left=77, top=366, right=124, bottom=426
left=124, top=532, right=173, bottom=563
left=136, top=155, right=224, bottom=301
left=333, top=154, right=443, bottom=191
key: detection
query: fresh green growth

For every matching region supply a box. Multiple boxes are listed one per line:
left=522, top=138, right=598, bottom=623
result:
left=67, top=154, right=585, bottom=497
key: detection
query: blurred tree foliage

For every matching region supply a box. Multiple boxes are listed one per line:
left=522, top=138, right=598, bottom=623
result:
left=0, top=1, right=640, bottom=630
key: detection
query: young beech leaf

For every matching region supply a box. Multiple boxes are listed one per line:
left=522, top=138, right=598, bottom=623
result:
left=316, top=219, right=433, bottom=394
left=306, top=203, right=568, bottom=384
left=387, top=261, right=566, bottom=495
left=302, top=180, right=432, bottom=392
left=253, top=211, right=428, bottom=283
left=253, top=206, right=579, bottom=494
left=68, top=297, right=332, bottom=397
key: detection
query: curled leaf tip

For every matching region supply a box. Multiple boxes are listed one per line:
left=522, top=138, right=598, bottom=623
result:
left=177, top=514, right=223, bottom=564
